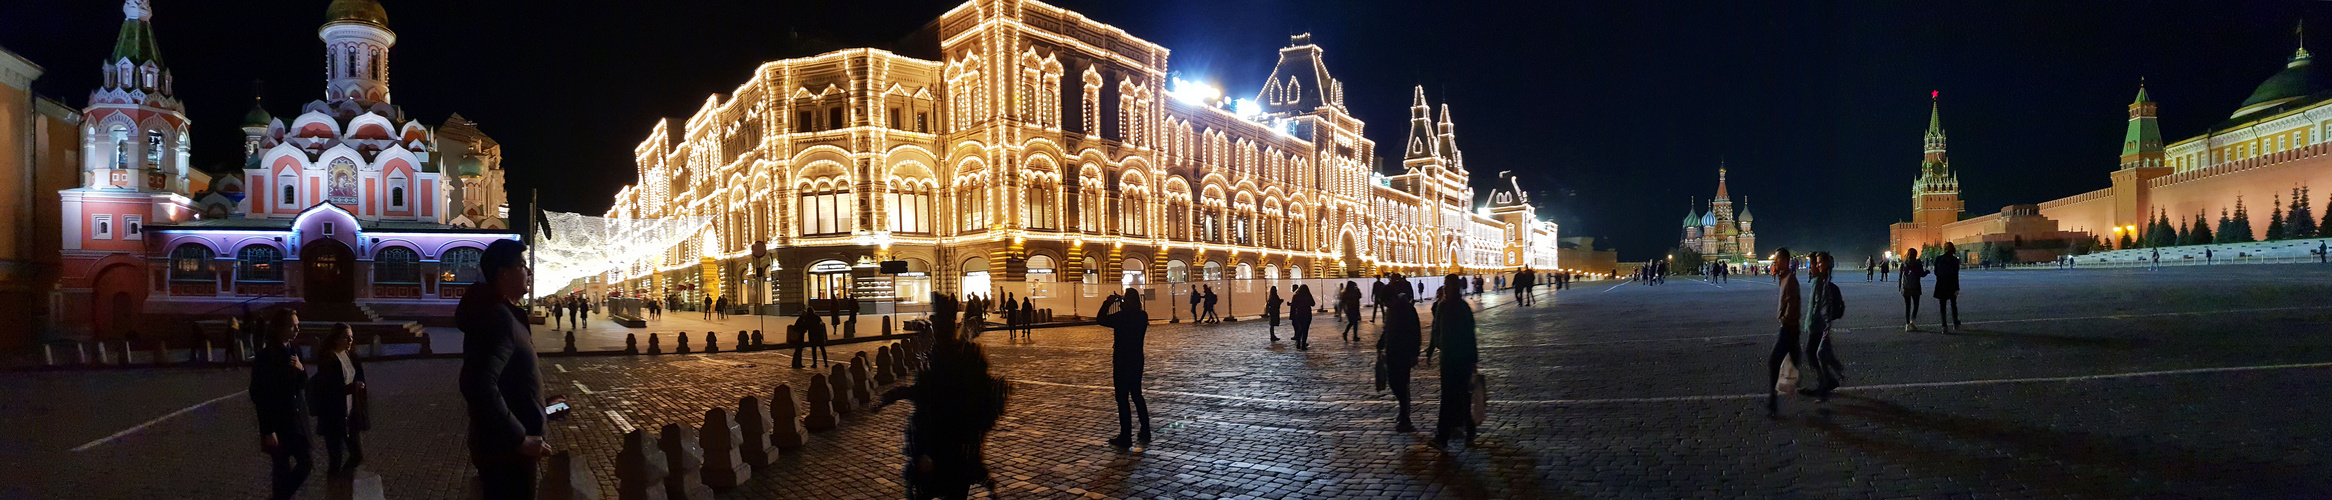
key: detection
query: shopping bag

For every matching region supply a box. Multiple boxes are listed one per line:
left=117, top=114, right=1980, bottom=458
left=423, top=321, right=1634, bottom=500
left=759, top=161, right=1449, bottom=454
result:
left=1373, top=353, right=1387, bottom=392
left=1775, top=353, right=1800, bottom=394
left=1469, top=372, right=1488, bottom=426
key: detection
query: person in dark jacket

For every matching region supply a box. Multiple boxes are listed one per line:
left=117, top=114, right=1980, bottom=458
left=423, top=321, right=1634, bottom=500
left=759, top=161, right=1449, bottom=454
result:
left=1765, top=248, right=1804, bottom=414
left=312, top=323, right=370, bottom=475
left=1186, top=285, right=1200, bottom=323
left=1263, top=286, right=1283, bottom=343
left=1800, top=252, right=1847, bottom=400
left=1289, top=285, right=1316, bottom=350
left=1200, top=285, right=1220, bottom=325
left=1932, top=243, right=1962, bottom=333
left=1339, top=281, right=1364, bottom=341
left=1379, top=286, right=1423, bottom=432
left=1019, top=297, right=1035, bottom=338
left=1899, top=248, right=1928, bottom=332
left=1096, top=288, right=1151, bottom=448
left=251, top=308, right=312, bottom=500
left=458, top=239, right=550, bottom=499
left=794, top=306, right=828, bottom=368
left=878, top=294, right=1009, bottom=499
left=1430, top=274, right=1479, bottom=448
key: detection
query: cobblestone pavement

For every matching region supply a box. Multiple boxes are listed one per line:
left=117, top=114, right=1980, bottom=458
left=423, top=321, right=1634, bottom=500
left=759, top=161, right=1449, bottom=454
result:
left=6, top=264, right=2332, bottom=498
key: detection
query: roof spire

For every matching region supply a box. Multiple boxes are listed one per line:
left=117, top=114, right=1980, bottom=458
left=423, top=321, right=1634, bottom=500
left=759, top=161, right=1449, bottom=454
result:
left=1926, top=91, right=1943, bottom=137
left=1715, top=163, right=1731, bottom=200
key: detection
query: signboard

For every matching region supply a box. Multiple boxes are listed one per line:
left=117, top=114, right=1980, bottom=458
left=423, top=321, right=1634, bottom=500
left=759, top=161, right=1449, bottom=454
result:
left=810, top=261, right=852, bottom=273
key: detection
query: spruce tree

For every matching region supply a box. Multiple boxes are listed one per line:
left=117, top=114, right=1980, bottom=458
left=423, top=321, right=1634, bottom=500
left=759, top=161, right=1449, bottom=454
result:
left=2154, top=209, right=2178, bottom=247
left=2176, top=219, right=2190, bottom=246
left=2216, top=207, right=2234, bottom=243
left=2191, top=210, right=2214, bottom=245
left=2230, top=197, right=2257, bottom=242
left=2267, top=195, right=2287, bottom=241
left=2290, top=186, right=2318, bottom=239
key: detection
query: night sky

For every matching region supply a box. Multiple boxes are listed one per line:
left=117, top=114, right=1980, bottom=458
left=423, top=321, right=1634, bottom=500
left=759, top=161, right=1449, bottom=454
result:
left=6, top=0, right=2325, bottom=261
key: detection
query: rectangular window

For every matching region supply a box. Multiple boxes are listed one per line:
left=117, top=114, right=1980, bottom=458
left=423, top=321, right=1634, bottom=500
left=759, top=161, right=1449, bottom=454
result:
left=92, top=215, right=113, bottom=240
left=916, top=112, right=928, bottom=133
left=889, top=108, right=902, bottom=130
left=829, top=107, right=845, bottom=131
left=124, top=215, right=143, bottom=240
left=798, top=111, right=813, bottom=132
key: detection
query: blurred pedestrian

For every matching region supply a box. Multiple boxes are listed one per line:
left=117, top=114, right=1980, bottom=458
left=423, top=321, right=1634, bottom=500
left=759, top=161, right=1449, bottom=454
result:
left=1801, top=252, right=1847, bottom=401
left=1764, top=248, right=1803, bottom=415
left=251, top=308, right=312, bottom=500
left=1899, top=248, right=1928, bottom=332
left=311, top=323, right=370, bottom=475
left=457, top=239, right=550, bottom=499
left=1933, top=242, right=1962, bottom=333
left=878, top=293, right=1010, bottom=499
left=1431, top=274, right=1479, bottom=448
left=1379, top=284, right=1422, bottom=432
left=1290, top=285, right=1317, bottom=350
left=1200, top=285, right=1220, bottom=325
left=795, top=305, right=829, bottom=367
left=1264, top=286, right=1283, bottom=343
left=1340, top=281, right=1364, bottom=341
left=1095, top=288, right=1152, bottom=448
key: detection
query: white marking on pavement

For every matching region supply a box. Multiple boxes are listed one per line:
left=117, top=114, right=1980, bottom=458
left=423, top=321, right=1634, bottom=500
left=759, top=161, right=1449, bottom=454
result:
left=1601, top=281, right=1631, bottom=293
left=1008, top=361, right=2332, bottom=407
left=555, top=363, right=568, bottom=373
left=73, top=390, right=247, bottom=452
left=696, top=355, right=741, bottom=366
left=573, top=381, right=593, bottom=394
left=606, top=410, right=635, bottom=433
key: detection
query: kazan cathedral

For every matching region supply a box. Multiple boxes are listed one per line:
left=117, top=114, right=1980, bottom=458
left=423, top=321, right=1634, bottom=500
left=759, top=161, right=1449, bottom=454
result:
left=53, top=0, right=512, bottom=338
left=598, top=0, right=1561, bottom=313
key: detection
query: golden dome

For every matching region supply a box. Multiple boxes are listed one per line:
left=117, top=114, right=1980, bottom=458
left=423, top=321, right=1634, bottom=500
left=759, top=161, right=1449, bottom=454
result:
left=324, top=0, right=388, bottom=27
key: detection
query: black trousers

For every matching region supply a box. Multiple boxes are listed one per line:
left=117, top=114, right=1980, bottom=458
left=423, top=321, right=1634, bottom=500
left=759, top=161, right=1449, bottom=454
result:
left=1766, top=326, right=1804, bottom=393
left=322, top=428, right=363, bottom=472
left=1386, top=363, right=1414, bottom=426
left=1291, top=315, right=1312, bottom=348
left=1112, top=371, right=1150, bottom=439
left=477, top=457, right=539, bottom=500
left=795, top=341, right=828, bottom=366
left=1806, top=327, right=1841, bottom=391
left=1341, top=311, right=1360, bottom=340
left=1902, top=295, right=1921, bottom=324
left=268, top=434, right=313, bottom=500
left=1436, top=364, right=1476, bottom=441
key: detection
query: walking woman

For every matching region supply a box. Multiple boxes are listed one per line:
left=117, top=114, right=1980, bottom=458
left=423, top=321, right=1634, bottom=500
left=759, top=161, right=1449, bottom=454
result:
left=1932, top=242, right=1962, bottom=333
left=311, top=323, right=370, bottom=475
left=1764, top=248, right=1803, bottom=414
left=1899, top=247, right=1928, bottom=331
left=1339, top=281, right=1364, bottom=341
left=1200, top=285, right=1220, bottom=325
left=1289, top=285, right=1317, bottom=350
left=1264, top=286, right=1284, bottom=343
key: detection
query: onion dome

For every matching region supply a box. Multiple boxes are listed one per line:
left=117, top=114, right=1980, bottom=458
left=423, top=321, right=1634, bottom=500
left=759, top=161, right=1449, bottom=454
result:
left=458, top=156, right=485, bottom=177
left=241, top=100, right=271, bottom=128
left=1740, top=207, right=1755, bottom=223
left=1683, top=208, right=1701, bottom=227
left=1700, top=211, right=1717, bottom=227
left=325, top=0, right=388, bottom=27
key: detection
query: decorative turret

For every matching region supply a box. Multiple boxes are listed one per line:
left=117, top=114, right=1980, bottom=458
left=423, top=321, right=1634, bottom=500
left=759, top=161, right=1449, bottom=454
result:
left=1403, top=86, right=1437, bottom=161
left=2120, top=80, right=2164, bottom=170
left=103, top=0, right=170, bottom=97
left=320, top=0, right=396, bottom=103
left=1923, top=91, right=1948, bottom=175
left=81, top=0, right=192, bottom=193
left=1436, top=104, right=1460, bottom=169
left=241, top=84, right=271, bottom=167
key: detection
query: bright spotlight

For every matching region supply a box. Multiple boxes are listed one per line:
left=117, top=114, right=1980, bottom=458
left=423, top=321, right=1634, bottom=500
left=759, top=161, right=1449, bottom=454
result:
left=1168, top=77, right=1221, bottom=105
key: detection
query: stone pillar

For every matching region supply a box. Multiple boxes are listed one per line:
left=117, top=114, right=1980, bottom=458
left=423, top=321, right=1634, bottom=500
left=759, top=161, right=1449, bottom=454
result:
left=734, top=331, right=749, bottom=352
left=826, top=364, right=856, bottom=413
left=656, top=423, right=712, bottom=500
left=626, top=333, right=639, bottom=354
left=848, top=354, right=874, bottom=408
left=615, top=428, right=669, bottom=500
left=801, top=376, right=839, bottom=432
left=750, top=330, right=763, bottom=347
left=704, top=332, right=719, bottom=354
left=675, top=332, right=692, bottom=354
left=889, top=342, right=911, bottom=381
left=564, top=331, right=578, bottom=353
left=769, top=385, right=814, bottom=446
left=883, top=316, right=893, bottom=337
left=696, top=407, right=749, bottom=489
left=734, top=395, right=780, bottom=467
left=647, top=333, right=661, bottom=354
left=537, top=450, right=601, bottom=500
left=873, top=345, right=896, bottom=385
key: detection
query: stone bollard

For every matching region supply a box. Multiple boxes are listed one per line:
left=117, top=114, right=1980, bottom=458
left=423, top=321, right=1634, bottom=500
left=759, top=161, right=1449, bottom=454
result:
left=766, top=385, right=811, bottom=448
left=827, top=364, right=857, bottom=413
left=626, top=333, right=640, bottom=354
left=697, top=407, right=750, bottom=489
left=42, top=343, right=58, bottom=367
left=657, top=423, right=713, bottom=500
left=152, top=340, right=169, bottom=366
left=227, top=337, right=245, bottom=364
left=538, top=450, right=602, bottom=500
left=704, top=332, right=719, bottom=354
left=897, top=339, right=916, bottom=372
left=848, top=354, right=875, bottom=408
left=647, top=333, right=662, bottom=354
left=118, top=340, right=133, bottom=366
left=615, top=428, right=670, bottom=500
left=750, top=330, right=763, bottom=347
left=889, top=342, right=911, bottom=381
left=368, top=333, right=383, bottom=358
left=676, top=332, right=692, bottom=354
left=418, top=332, right=434, bottom=355
left=83, top=341, right=97, bottom=365
left=873, top=345, right=897, bottom=385
left=564, top=331, right=578, bottom=353
left=883, top=316, right=893, bottom=337
left=843, top=317, right=857, bottom=339
left=734, top=395, right=780, bottom=467
left=734, top=331, right=749, bottom=352
left=801, top=376, right=839, bottom=432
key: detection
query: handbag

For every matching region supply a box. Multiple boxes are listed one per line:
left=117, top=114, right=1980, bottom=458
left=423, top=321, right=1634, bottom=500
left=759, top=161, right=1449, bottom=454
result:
left=1372, top=352, right=1387, bottom=392
left=1469, top=372, right=1488, bottom=426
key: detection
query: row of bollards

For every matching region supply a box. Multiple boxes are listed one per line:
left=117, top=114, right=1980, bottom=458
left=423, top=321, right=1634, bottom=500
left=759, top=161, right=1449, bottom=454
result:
left=605, top=338, right=921, bottom=499
left=621, top=317, right=908, bottom=356
left=40, top=330, right=432, bottom=369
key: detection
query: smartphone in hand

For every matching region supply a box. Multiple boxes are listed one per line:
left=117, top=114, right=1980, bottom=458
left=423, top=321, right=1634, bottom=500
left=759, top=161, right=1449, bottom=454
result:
left=544, top=396, right=572, bottom=421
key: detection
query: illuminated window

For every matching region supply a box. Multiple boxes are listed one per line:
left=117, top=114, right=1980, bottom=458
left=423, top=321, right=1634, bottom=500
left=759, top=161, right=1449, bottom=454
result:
left=443, top=247, right=484, bottom=283
left=886, top=181, right=933, bottom=234
left=109, top=126, right=129, bottom=169
left=799, top=178, right=853, bottom=236
left=146, top=131, right=164, bottom=167
left=375, top=246, right=420, bottom=283
left=171, top=244, right=216, bottom=282
left=237, top=245, right=284, bottom=281
left=1026, top=177, right=1057, bottom=229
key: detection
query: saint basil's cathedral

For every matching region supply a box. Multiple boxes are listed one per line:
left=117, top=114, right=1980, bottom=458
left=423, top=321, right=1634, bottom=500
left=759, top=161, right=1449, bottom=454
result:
left=1679, top=167, right=1757, bottom=262
left=49, top=0, right=512, bottom=339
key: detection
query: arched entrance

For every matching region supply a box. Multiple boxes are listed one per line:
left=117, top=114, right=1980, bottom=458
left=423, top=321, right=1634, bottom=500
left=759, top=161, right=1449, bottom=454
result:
left=960, top=256, right=991, bottom=297
left=302, top=238, right=356, bottom=303
left=89, top=263, right=146, bottom=339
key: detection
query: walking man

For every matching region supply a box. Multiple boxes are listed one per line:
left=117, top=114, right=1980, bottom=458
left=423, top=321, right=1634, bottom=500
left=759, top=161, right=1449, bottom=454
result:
left=794, top=306, right=828, bottom=367
left=2151, top=247, right=2161, bottom=271
left=1800, top=252, right=1846, bottom=401
left=1340, top=281, right=1364, bottom=341
left=1096, top=288, right=1151, bottom=448
left=458, top=239, right=550, bottom=499
left=1431, top=274, right=1479, bottom=448
left=1764, top=248, right=1803, bottom=414
left=1933, top=242, right=1962, bottom=333
left=1379, top=285, right=1422, bottom=432
left=1899, top=248, right=1928, bottom=331
left=1290, top=285, right=1316, bottom=350
left=1866, top=256, right=1876, bottom=282
left=251, top=308, right=313, bottom=500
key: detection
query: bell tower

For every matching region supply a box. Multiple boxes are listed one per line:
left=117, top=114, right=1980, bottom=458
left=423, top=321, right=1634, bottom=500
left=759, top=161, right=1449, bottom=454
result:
left=1910, top=92, right=1964, bottom=248
left=319, top=0, right=395, bottom=103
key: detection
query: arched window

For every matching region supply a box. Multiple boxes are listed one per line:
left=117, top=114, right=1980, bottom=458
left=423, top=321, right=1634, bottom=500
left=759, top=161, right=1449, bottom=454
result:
left=109, top=126, right=129, bottom=169
left=443, top=247, right=484, bottom=284
left=237, top=245, right=284, bottom=282
left=885, top=179, right=933, bottom=234
left=282, top=184, right=296, bottom=206
left=798, top=177, right=853, bottom=236
left=1026, top=175, right=1057, bottom=229
left=171, top=244, right=216, bottom=282
left=145, top=130, right=164, bottom=167
left=375, top=247, right=419, bottom=283
left=389, top=173, right=408, bottom=208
